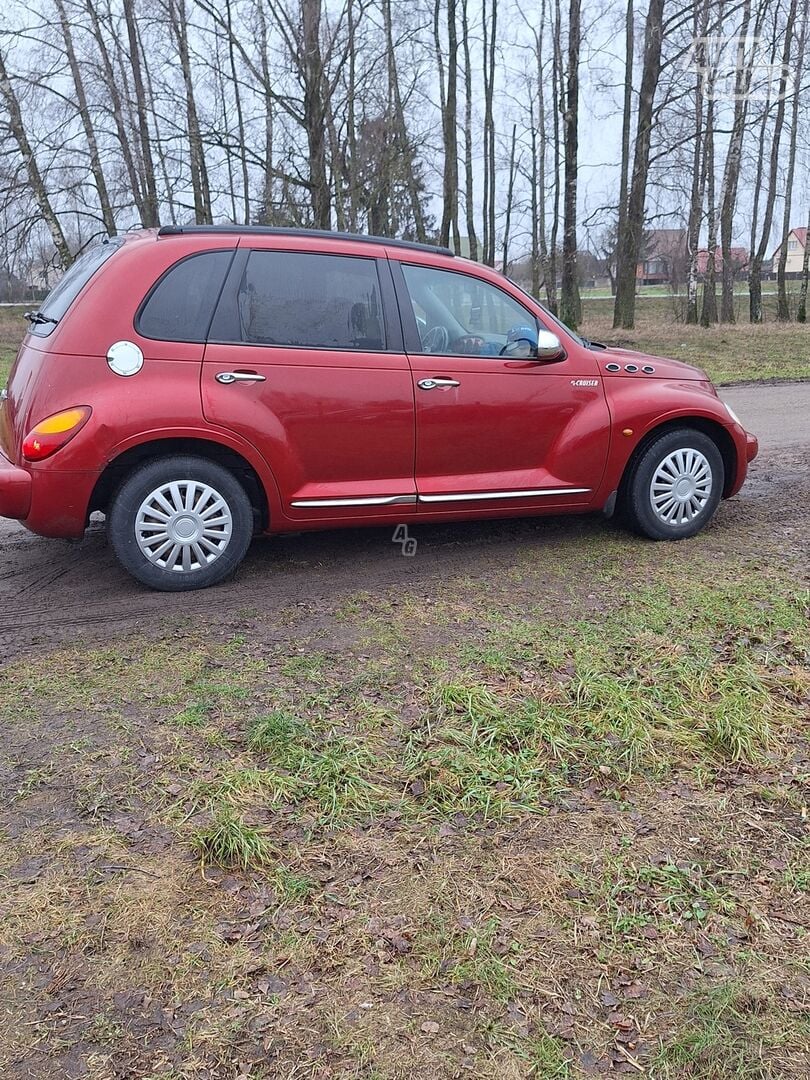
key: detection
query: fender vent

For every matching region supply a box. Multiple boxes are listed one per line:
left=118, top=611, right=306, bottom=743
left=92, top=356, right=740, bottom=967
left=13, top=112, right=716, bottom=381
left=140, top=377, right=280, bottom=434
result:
left=605, top=363, right=621, bottom=372
left=625, top=364, right=639, bottom=372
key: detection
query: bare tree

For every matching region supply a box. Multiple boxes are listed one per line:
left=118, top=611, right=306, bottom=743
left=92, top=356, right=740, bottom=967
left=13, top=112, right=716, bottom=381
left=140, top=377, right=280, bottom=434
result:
left=718, top=0, right=760, bottom=322
left=559, top=0, right=582, bottom=328
left=749, top=0, right=798, bottom=323
left=435, top=0, right=460, bottom=249
left=613, top=0, right=666, bottom=329
left=53, top=0, right=116, bottom=235
left=0, top=43, right=72, bottom=266
left=460, top=0, right=479, bottom=260
left=775, top=0, right=808, bottom=320
left=122, top=0, right=160, bottom=226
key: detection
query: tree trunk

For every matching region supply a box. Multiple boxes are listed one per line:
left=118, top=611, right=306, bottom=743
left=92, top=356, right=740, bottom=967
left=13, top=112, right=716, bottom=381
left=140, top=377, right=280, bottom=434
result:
left=797, top=204, right=810, bottom=322
left=699, top=91, right=718, bottom=326
left=255, top=0, right=274, bottom=222
left=548, top=0, right=563, bottom=313
left=54, top=0, right=116, bottom=235
left=461, top=0, right=479, bottom=260
left=436, top=0, right=460, bottom=249
left=301, top=0, right=330, bottom=229
left=559, top=0, right=581, bottom=328
left=225, top=0, right=251, bottom=223
left=685, top=2, right=708, bottom=326
left=123, top=0, right=160, bottom=226
left=482, top=0, right=497, bottom=265
left=613, top=0, right=665, bottom=330
left=750, top=0, right=797, bottom=323
left=383, top=0, right=426, bottom=240
left=719, top=0, right=756, bottom=323
left=776, top=2, right=807, bottom=320
left=534, top=1, right=551, bottom=299
left=84, top=0, right=146, bottom=224
left=0, top=45, right=72, bottom=266
left=502, top=124, right=518, bottom=275
left=614, top=0, right=633, bottom=314
left=346, top=0, right=358, bottom=231
left=168, top=0, right=212, bottom=223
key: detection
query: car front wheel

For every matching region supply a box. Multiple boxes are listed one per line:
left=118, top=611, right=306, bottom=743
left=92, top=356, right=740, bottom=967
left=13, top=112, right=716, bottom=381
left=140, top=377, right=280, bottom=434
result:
left=622, top=428, right=725, bottom=540
left=108, top=455, right=254, bottom=590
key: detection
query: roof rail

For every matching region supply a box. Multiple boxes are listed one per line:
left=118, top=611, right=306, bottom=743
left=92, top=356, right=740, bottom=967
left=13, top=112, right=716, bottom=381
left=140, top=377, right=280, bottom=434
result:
left=157, top=224, right=454, bottom=258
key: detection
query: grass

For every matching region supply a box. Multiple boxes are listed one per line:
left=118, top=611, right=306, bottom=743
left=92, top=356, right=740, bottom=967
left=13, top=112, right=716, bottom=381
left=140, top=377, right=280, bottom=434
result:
left=1, top=537, right=808, bottom=1074
left=580, top=295, right=810, bottom=384
left=0, top=305, right=25, bottom=384
left=654, top=980, right=807, bottom=1078
left=191, top=807, right=272, bottom=869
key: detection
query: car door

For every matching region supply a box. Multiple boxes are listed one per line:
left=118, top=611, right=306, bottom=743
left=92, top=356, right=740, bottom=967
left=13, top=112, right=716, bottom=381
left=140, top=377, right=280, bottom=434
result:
left=202, top=245, right=416, bottom=523
left=392, top=260, right=611, bottom=512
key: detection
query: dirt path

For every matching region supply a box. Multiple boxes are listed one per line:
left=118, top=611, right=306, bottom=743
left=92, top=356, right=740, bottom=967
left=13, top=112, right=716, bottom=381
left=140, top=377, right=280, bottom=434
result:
left=1, top=382, right=808, bottom=660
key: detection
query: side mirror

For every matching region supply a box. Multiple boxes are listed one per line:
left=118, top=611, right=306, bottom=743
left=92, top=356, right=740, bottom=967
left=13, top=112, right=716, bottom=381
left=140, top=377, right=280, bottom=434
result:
left=501, top=329, right=565, bottom=361
left=535, top=330, right=564, bottom=361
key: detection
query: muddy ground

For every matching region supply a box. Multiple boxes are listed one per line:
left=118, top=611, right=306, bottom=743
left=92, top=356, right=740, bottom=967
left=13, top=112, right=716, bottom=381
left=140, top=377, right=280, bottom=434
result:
left=0, top=383, right=807, bottom=660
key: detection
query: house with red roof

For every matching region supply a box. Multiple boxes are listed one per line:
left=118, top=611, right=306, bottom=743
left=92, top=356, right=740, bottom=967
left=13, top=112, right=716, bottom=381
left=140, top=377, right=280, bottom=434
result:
left=695, top=247, right=749, bottom=278
left=771, top=227, right=807, bottom=276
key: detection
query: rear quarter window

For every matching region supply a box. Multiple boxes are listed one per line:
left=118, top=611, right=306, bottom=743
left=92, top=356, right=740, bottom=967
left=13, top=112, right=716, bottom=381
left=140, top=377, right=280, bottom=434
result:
left=136, top=250, right=234, bottom=342
left=30, top=238, right=123, bottom=336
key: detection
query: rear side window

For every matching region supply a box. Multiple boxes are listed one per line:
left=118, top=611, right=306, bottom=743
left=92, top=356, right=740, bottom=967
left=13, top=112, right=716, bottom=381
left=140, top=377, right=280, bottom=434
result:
left=137, top=250, right=234, bottom=342
left=234, top=251, right=386, bottom=351
left=31, top=238, right=123, bottom=336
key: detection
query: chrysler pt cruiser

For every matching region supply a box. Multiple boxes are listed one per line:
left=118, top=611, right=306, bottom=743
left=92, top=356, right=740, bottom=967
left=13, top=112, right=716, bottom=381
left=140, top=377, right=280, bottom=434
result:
left=0, top=226, right=758, bottom=590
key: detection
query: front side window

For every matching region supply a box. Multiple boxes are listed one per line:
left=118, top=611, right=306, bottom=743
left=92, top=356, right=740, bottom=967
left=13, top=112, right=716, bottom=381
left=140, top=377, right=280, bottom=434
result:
left=236, top=251, right=386, bottom=351
left=31, top=238, right=123, bottom=336
left=400, top=263, right=538, bottom=357
left=137, top=250, right=234, bottom=342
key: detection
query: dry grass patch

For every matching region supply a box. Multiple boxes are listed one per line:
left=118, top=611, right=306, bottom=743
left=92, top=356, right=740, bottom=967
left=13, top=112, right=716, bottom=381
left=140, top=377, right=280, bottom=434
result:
left=1, top=554, right=808, bottom=1076
left=580, top=300, right=810, bottom=384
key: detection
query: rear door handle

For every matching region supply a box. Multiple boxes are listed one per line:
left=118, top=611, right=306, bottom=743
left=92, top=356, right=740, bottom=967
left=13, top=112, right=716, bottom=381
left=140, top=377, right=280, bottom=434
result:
left=215, top=371, right=266, bottom=384
left=417, top=377, right=461, bottom=390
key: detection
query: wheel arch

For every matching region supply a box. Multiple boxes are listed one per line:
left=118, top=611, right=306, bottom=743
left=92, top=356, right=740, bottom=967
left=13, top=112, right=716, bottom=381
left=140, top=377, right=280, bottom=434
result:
left=618, top=417, right=737, bottom=503
left=89, top=437, right=270, bottom=530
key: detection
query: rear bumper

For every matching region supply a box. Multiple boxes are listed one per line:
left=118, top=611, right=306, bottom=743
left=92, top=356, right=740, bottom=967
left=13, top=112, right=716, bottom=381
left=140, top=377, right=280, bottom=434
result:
left=0, top=450, right=32, bottom=519
left=0, top=452, right=96, bottom=538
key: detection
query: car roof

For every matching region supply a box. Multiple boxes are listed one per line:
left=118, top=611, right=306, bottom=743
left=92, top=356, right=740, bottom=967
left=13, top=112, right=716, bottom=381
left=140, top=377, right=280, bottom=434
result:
left=156, top=225, right=455, bottom=259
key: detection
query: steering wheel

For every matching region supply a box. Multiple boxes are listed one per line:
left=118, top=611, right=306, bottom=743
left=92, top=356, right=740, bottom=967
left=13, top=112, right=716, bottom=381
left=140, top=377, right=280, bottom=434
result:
left=421, top=324, right=450, bottom=354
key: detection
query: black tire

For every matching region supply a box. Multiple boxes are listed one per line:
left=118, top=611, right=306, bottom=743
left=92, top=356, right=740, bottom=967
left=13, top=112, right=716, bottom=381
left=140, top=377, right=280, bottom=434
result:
left=108, top=455, right=254, bottom=590
left=620, top=428, right=724, bottom=540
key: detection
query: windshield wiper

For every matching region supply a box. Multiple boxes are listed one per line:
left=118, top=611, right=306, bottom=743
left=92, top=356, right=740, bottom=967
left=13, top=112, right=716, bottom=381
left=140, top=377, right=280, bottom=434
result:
left=24, top=310, right=58, bottom=326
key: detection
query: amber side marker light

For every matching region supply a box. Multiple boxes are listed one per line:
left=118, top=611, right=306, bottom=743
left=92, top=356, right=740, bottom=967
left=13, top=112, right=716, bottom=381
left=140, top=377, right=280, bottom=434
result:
left=22, top=407, right=92, bottom=462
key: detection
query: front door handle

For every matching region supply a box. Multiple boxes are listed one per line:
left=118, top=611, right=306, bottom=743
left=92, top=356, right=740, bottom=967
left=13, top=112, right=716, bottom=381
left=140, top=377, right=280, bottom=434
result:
left=417, top=377, right=461, bottom=390
left=215, top=371, right=266, bottom=384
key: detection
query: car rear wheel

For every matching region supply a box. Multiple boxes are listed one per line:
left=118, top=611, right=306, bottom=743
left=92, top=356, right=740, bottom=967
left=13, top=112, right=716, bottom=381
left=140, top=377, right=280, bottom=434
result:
left=621, top=428, right=724, bottom=540
left=108, top=455, right=253, bottom=590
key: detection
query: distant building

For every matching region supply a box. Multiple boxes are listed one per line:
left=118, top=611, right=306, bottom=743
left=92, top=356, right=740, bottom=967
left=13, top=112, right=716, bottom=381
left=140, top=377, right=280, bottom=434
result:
left=770, top=228, right=807, bottom=277
left=695, top=247, right=748, bottom=278
left=636, top=229, right=687, bottom=286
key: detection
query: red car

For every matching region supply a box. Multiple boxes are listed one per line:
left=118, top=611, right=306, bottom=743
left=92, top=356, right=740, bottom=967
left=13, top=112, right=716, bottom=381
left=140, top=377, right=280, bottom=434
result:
left=0, top=227, right=758, bottom=591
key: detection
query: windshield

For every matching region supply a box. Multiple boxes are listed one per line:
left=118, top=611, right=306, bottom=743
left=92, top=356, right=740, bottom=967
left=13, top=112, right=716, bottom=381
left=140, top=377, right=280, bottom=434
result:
left=30, top=237, right=123, bottom=336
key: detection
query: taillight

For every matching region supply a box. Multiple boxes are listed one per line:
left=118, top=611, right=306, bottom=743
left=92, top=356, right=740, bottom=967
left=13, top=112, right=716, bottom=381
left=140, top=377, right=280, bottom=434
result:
left=22, top=407, right=91, bottom=462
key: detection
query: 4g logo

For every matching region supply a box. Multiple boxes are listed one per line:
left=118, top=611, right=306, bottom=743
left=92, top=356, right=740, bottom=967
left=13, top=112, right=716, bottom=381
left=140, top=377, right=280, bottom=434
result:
left=392, top=523, right=417, bottom=557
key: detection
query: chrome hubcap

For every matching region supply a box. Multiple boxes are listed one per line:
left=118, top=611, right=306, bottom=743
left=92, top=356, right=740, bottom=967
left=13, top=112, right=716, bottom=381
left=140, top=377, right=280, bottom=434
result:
left=650, top=448, right=713, bottom=525
left=135, top=480, right=232, bottom=572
